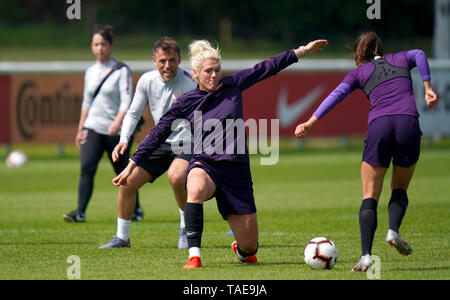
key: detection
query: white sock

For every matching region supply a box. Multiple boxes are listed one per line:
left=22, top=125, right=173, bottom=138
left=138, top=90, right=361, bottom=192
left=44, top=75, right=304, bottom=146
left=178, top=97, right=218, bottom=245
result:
left=388, top=229, right=398, bottom=236
left=116, top=217, right=131, bottom=241
left=179, top=208, right=185, bottom=229
left=189, top=247, right=201, bottom=258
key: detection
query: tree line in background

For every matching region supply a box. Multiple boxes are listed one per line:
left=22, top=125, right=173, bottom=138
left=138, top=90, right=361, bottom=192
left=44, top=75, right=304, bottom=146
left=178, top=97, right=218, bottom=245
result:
left=0, top=0, right=434, bottom=49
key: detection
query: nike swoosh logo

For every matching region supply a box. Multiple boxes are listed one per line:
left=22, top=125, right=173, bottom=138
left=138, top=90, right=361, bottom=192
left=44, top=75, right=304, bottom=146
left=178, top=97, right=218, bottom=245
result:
left=277, top=84, right=325, bottom=128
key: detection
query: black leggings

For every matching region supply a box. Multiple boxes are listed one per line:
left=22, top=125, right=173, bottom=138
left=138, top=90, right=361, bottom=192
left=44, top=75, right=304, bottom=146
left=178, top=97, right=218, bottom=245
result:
left=77, top=128, right=140, bottom=214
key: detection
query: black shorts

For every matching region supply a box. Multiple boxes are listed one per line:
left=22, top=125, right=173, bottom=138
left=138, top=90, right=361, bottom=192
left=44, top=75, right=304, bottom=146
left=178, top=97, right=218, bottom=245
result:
left=137, top=143, right=192, bottom=183
left=187, top=158, right=256, bottom=220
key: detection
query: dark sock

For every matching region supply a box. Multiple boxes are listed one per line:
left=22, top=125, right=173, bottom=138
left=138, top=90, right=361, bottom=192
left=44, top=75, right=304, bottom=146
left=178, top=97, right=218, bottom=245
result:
left=359, top=198, right=378, bottom=256
left=388, top=188, right=408, bottom=233
left=237, top=243, right=258, bottom=257
left=184, top=203, right=204, bottom=248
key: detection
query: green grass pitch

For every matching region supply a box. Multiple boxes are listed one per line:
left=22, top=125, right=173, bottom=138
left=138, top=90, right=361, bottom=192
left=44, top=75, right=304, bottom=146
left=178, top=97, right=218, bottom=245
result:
left=0, top=143, right=449, bottom=280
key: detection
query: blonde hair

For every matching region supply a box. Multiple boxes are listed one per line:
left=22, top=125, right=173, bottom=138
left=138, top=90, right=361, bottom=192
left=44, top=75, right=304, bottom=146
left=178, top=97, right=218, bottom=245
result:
left=188, top=40, right=221, bottom=82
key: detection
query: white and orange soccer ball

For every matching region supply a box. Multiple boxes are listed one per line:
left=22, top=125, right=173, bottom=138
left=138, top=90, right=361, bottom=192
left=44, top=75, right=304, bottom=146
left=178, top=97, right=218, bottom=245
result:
left=6, top=150, right=28, bottom=168
left=303, top=237, right=338, bottom=270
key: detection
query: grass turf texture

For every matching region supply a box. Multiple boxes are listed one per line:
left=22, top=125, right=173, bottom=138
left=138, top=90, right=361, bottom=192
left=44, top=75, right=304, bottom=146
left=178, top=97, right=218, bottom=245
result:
left=0, top=142, right=449, bottom=280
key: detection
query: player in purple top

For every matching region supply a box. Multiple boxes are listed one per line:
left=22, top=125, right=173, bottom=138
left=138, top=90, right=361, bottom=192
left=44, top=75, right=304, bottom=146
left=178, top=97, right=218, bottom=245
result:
left=295, top=32, right=438, bottom=272
left=113, top=38, right=328, bottom=269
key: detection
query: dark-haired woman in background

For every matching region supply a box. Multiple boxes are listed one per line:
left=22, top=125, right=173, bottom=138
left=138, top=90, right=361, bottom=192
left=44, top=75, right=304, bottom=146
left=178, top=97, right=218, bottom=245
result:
left=63, top=25, right=143, bottom=223
left=295, top=32, right=438, bottom=272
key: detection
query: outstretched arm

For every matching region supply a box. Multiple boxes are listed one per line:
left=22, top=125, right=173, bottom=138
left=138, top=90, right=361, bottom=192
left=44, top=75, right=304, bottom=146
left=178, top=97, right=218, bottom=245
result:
left=112, top=102, right=185, bottom=187
left=130, top=97, right=188, bottom=166
left=229, top=39, right=328, bottom=91
left=294, top=39, right=328, bottom=58
left=294, top=115, right=319, bottom=139
left=294, top=81, right=355, bottom=139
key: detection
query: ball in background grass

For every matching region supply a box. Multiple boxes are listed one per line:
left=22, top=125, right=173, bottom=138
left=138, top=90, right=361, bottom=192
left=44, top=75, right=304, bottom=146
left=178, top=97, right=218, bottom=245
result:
left=6, top=150, right=28, bottom=168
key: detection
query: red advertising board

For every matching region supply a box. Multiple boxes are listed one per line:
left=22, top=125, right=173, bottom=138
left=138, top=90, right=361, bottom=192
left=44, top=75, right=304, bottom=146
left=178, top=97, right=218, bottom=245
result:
left=242, top=72, right=370, bottom=137
left=7, top=74, right=153, bottom=144
left=0, top=75, right=11, bottom=143
left=1, top=71, right=370, bottom=144
left=9, top=74, right=84, bottom=143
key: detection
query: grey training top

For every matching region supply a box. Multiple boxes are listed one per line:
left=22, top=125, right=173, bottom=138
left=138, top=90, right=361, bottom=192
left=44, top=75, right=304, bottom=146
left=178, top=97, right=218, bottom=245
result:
left=82, top=58, right=133, bottom=135
left=120, top=67, right=196, bottom=144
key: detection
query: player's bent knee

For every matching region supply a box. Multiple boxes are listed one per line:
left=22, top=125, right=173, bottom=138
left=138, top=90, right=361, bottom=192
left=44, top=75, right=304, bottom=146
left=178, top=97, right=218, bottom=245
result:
left=168, top=171, right=186, bottom=187
left=187, top=190, right=206, bottom=204
left=119, top=182, right=138, bottom=197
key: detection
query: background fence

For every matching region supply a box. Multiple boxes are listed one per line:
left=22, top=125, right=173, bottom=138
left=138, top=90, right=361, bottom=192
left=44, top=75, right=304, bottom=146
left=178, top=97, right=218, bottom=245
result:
left=1, top=58, right=449, bottom=145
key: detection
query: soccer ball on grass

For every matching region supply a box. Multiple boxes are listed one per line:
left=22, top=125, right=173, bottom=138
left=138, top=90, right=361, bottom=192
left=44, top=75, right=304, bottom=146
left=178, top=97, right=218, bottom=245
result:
left=303, top=237, right=338, bottom=270
left=6, top=150, right=28, bottom=168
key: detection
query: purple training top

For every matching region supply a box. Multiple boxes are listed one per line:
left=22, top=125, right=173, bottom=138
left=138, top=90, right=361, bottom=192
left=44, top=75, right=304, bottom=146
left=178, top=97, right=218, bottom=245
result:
left=313, top=50, right=431, bottom=124
left=131, top=50, right=299, bottom=166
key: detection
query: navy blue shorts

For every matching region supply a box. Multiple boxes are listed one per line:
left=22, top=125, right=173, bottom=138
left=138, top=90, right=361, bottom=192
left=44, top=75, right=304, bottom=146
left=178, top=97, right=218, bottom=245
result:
left=137, top=143, right=191, bottom=183
left=363, top=115, right=422, bottom=168
left=187, top=159, right=256, bottom=220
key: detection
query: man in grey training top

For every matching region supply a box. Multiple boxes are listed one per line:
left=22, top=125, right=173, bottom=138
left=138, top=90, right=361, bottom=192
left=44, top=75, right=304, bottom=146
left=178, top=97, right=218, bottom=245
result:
left=99, top=37, right=196, bottom=249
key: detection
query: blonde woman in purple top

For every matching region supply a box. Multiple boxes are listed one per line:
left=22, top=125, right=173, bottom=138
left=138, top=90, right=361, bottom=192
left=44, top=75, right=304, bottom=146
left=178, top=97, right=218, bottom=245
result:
left=113, top=38, right=328, bottom=269
left=295, top=32, right=438, bottom=272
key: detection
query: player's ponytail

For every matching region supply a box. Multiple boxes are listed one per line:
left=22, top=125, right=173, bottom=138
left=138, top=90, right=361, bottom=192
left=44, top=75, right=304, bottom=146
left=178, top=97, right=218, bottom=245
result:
left=353, top=31, right=384, bottom=66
